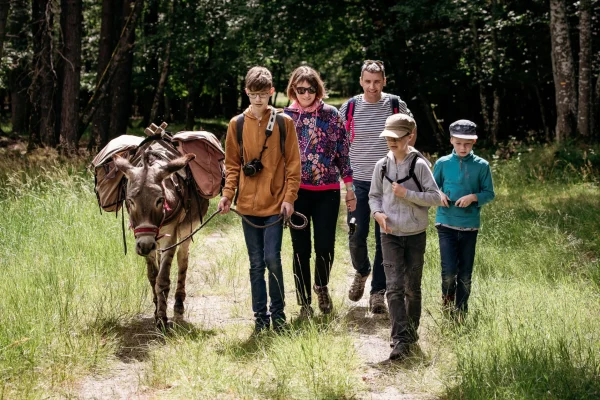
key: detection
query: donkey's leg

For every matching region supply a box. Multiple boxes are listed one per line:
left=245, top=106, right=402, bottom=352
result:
left=155, top=246, right=176, bottom=327
left=145, top=251, right=159, bottom=319
left=174, top=238, right=191, bottom=317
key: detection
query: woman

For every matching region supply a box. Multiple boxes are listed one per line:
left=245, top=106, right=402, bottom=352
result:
left=284, top=66, right=356, bottom=317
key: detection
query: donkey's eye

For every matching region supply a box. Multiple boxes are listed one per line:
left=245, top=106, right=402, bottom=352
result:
left=156, top=197, right=164, bottom=208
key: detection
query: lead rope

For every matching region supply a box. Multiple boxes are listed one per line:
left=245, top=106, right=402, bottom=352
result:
left=159, top=208, right=308, bottom=253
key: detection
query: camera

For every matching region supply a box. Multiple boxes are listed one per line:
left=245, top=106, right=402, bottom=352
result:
left=348, top=217, right=357, bottom=236
left=242, top=159, right=264, bottom=176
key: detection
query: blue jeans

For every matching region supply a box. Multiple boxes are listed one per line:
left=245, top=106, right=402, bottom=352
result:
left=381, top=232, right=426, bottom=345
left=242, top=214, right=286, bottom=330
left=348, top=179, right=386, bottom=294
left=437, top=225, right=479, bottom=312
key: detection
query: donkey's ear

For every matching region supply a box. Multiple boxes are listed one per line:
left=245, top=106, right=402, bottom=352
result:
left=113, top=154, right=135, bottom=179
left=156, top=153, right=195, bottom=181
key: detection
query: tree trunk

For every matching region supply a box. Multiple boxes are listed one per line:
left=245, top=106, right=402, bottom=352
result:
left=58, top=0, right=82, bottom=155
left=109, top=0, right=135, bottom=139
left=138, top=0, right=159, bottom=128
left=471, top=17, right=490, bottom=137
left=30, top=0, right=57, bottom=148
left=549, top=0, right=576, bottom=142
left=577, top=0, right=592, bottom=138
left=149, top=0, right=176, bottom=124
left=78, top=0, right=144, bottom=140
left=7, top=0, right=30, bottom=137
left=185, top=61, right=197, bottom=131
left=90, top=0, right=116, bottom=151
left=594, top=74, right=600, bottom=139
left=534, top=84, right=550, bottom=142
left=489, top=0, right=502, bottom=145
left=0, top=0, right=10, bottom=62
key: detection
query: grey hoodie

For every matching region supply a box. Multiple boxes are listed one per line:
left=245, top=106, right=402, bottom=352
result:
left=369, top=148, right=442, bottom=236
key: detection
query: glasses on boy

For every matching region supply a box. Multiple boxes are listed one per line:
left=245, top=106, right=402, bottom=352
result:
left=247, top=92, right=271, bottom=99
left=295, top=86, right=317, bottom=95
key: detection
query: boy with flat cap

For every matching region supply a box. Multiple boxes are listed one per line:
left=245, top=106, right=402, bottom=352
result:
left=369, top=113, right=442, bottom=361
left=433, top=119, right=495, bottom=319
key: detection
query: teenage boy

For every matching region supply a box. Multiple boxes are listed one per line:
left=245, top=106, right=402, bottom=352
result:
left=218, top=66, right=301, bottom=333
left=340, top=60, right=414, bottom=313
left=369, top=113, right=442, bottom=361
left=433, top=120, right=495, bottom=318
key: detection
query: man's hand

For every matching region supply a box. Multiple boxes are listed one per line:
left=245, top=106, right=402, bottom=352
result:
left=440, top=192, right=451, bottom=208
left=218, top=196, right=231, bottom=214
left=391, top=182, right=407, bottom=199
left=374, top=212, right=392, bottom=234
left=455, top=194, right=477, bottom=208
left=281, top=201, right=294, bottom=218
left=345, top=190, right=357, bottom=212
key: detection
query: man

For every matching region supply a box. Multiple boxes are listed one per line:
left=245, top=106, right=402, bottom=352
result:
left=340, top=60, right=414, bottom=314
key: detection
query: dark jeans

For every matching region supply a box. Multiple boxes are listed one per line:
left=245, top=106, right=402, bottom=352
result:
left=242, top=214, right=286, bottom=330
left=381, top=232, right=426, bottom=345
left=291, top=189, right=340, bottom=306
left=348, top=179, right=385, bottom=294
left=437, top=225, right=479, bottom=312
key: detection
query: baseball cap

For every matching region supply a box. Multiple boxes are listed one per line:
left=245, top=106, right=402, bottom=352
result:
left=379, top=113, right=416, bottom=139
left=449, top=120, right=478, bottom=139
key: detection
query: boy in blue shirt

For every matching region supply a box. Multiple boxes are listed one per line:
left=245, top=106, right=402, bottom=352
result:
left=433, top=120, right=495, bottom=317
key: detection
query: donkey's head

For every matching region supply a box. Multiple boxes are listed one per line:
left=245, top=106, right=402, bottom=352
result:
left=114, top=152, right=195, bottom=256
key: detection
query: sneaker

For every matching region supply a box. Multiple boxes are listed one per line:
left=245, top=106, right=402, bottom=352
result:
left=369, top=290, right=387, bottom=314
left=348, top=272, right=368, bottom=302
left=314, top=285, right=333, bottom=314
left=298, top=304, right=314, bottom=319
left=389, top=342, right=410, bottom=361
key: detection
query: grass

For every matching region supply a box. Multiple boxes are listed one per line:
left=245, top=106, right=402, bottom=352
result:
left=0, top=143, right=599, bottom=398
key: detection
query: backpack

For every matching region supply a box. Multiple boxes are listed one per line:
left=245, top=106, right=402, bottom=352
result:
left=380, top=154, right=424, bottom=192
left=344, top=94, right=401, bottom=142
left=236, top=108, right=287, bottom=159
left=172, top=131, right=225, bottom=199
left=91, top=135, right=144, bottom=212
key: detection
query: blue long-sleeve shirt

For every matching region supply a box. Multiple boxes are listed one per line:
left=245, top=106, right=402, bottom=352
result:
left=433, top=150, right=495, bottom=228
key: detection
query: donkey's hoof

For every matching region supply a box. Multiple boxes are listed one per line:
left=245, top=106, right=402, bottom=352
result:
left=155, top=317, right=171, bottom=331
left=174, top=299, right=184, bottom=316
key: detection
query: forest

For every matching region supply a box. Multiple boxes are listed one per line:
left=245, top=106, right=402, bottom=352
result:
left=0, top=0, right=599, bottom=154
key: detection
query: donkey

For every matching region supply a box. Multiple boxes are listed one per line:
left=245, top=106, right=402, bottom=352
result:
left=113, top=151, right=208, bottom=327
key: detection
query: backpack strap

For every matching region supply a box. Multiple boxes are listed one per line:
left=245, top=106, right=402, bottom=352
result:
left=236, top=113, right=245, bottom=163
left=275, top=113, right=286, bottom=156
left=381, top=154, right=424, bottom=192
left=344, top=96, right=358, bottom=143
left=390, top=94, right=400, bottom=115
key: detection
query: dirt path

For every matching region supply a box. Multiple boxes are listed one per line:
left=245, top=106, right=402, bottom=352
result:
left=73, top=230, right=440, bottom=399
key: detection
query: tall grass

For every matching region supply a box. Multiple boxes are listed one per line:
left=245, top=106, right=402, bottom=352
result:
left=0, top=143, right=599, bottom=399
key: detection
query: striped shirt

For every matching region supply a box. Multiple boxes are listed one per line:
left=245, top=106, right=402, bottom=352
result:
left=340, top=93, right=411, bottom=181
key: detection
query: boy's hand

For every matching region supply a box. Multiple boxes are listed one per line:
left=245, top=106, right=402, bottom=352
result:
left=281, top=201, right=294, bottom=218
left=218, top=196, right=231, bottom=214
left=455, top=194, right=477, bottom=208
left=374, top=212, right=392, bottom=234
left=391, top=182, right=407, bottom=198
left=345, top=190, right=357, bottom=212
left=440, top=192, right=451, bottom=207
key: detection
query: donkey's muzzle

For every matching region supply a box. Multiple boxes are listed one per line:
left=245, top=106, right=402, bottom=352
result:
left=136, top=237, right=157, bottom=256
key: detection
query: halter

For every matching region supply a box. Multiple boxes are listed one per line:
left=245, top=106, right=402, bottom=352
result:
left=129, top=180, right=173, bottom=241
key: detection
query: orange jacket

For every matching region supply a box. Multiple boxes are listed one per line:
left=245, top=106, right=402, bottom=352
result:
left=222, top=107, right=301, bottom=217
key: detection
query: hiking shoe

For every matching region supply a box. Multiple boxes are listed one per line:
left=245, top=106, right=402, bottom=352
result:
left=348, top=272, right=368, bottom=302
left=369, top=290, right=387, bottom=314
left=389, top=342, right=410, bottom=361
left=314, top=285, right=333, bottom=314
left=298, top=304, right=314, bottom=319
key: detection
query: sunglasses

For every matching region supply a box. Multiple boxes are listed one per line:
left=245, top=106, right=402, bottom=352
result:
left=295, top=86, right=317, bottom=95
left=363, top=59, right=384, bottom=67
